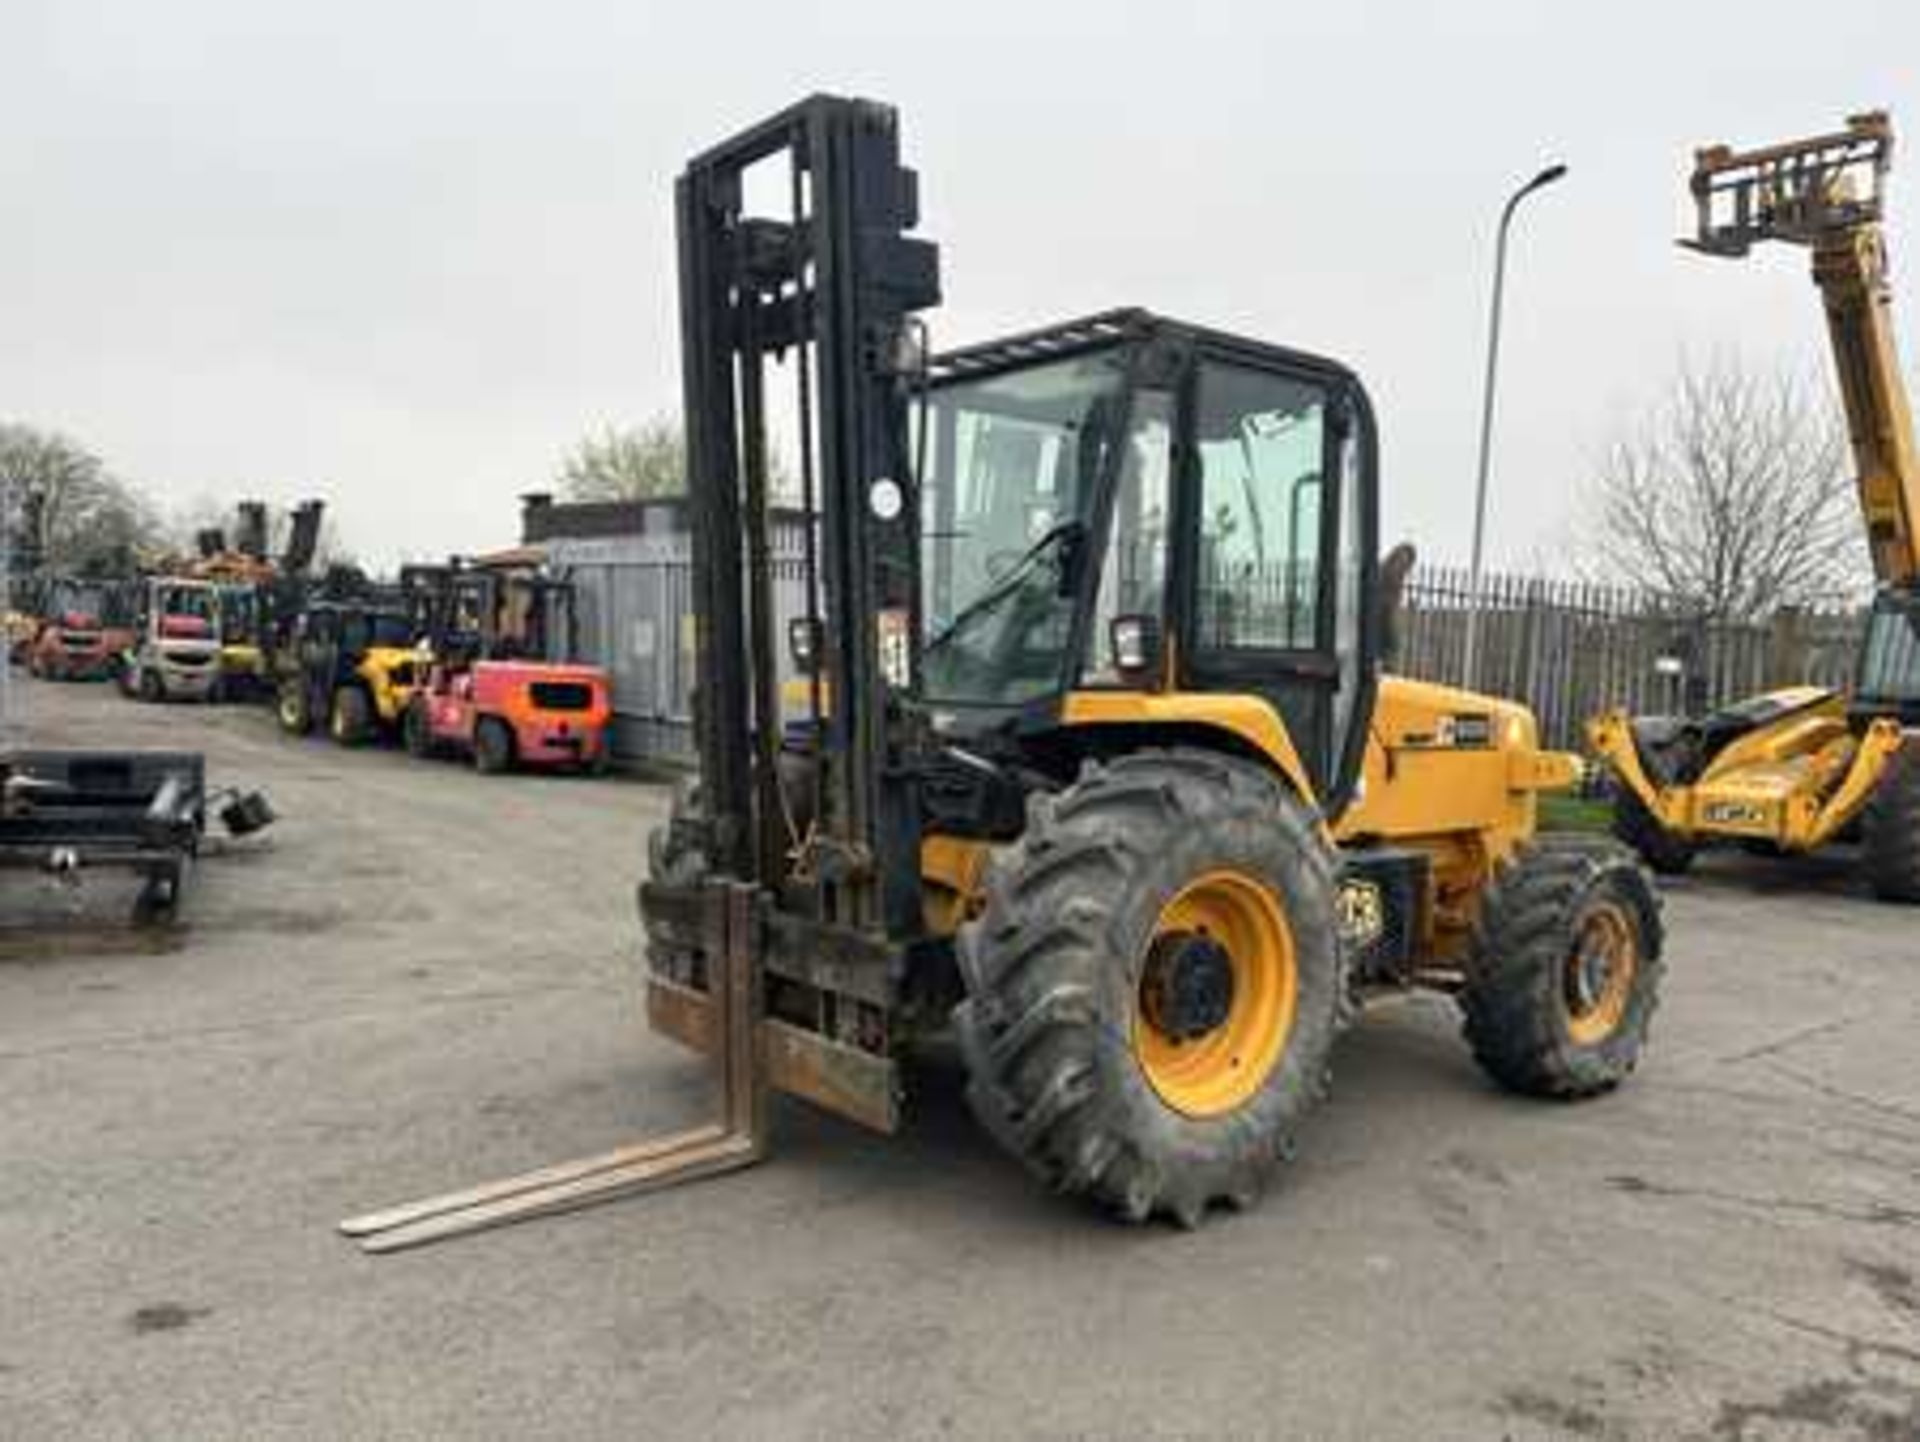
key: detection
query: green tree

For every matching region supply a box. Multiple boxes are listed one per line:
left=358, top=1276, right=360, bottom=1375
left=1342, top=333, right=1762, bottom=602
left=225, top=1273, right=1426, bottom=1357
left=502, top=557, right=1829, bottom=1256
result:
left=0, top=423, right=160, bottom=574
left=1584, top=355, right=1868, bottom=621
left=558, top=419, right=685, bottom=501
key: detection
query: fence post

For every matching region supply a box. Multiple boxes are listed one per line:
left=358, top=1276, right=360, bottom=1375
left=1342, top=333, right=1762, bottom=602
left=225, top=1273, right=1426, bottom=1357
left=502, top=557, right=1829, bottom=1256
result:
left=1766, top=605, right=1808, bottom=688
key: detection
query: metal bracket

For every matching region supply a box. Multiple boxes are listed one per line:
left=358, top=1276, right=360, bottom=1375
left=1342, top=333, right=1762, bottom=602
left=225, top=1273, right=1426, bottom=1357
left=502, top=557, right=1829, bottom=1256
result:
left=338, top=881, right=767, bottom=1253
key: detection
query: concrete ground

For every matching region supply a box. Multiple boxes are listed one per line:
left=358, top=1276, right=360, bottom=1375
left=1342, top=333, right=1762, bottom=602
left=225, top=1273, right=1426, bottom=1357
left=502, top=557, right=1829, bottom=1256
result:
left=2, top=677, right=1918, bottom=1441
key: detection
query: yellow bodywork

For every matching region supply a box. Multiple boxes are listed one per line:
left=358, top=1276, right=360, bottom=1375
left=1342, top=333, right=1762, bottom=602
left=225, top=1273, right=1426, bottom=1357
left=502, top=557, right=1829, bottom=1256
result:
left=357, top=645, right=425, bottom=727
left=219, top=642, right=267, bottom=683
left=917, top=673, right=1578, bottom=965
left=1590, top=688, right=1905, bottom=851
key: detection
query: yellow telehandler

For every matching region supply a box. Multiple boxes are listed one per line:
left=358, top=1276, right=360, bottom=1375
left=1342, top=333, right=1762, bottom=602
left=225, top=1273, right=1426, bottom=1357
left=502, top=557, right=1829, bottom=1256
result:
left=1590, top=112, right=1920, bottom=900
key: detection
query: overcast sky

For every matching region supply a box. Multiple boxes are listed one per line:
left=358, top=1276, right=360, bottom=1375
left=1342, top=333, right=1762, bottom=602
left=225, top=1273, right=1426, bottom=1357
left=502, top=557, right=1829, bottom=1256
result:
left=6, top=1, right=1917, bottom=572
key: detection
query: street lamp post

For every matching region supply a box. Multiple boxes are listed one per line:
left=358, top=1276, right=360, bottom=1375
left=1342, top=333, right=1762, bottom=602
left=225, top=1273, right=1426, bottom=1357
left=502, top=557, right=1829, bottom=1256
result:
left=1461, top=161, right=1568, bottom=689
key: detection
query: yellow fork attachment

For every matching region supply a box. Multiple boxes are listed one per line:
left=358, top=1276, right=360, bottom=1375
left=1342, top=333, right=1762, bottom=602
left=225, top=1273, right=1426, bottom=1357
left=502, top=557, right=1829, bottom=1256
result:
left=337, top=882, right=766, bottom=1254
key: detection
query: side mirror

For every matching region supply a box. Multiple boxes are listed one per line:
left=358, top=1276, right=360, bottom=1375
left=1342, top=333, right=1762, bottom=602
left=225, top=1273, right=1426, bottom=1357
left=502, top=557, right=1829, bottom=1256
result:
left=1377, top=541, right=1416, bottom=665
left=1109, top=614, right=1163, bottom=682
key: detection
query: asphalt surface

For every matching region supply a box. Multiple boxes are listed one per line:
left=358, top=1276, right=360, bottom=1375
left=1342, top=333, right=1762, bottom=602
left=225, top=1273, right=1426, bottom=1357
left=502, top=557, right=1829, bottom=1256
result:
left=3, top=676, right=1919, bottom=1441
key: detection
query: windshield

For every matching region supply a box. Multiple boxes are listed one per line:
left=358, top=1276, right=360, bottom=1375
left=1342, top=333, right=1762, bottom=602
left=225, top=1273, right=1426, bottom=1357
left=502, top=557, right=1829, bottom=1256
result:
left=1858, top=594, right=1920, bottom=703
left=158, top=584, right=217, bottom=622
left=920, top=350, right=1126, bottom=705
left=370, top=613, right=415, bottom=648
left=51, top=582, right=106, bottom=621
left=219, top=586, right=260, bottom=641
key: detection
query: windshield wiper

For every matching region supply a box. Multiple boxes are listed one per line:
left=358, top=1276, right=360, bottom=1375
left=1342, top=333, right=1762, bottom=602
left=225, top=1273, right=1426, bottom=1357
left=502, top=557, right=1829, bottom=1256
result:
left=926, top=518, right=1085, bottom=654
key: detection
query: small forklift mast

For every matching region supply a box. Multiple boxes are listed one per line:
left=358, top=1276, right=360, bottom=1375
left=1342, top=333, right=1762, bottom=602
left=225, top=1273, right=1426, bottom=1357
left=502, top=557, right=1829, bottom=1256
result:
left=341, top=95, right=939, bottom=1249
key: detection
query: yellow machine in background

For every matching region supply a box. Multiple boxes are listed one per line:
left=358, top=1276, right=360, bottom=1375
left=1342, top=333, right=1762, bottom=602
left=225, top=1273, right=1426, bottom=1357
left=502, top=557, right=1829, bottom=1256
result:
left=1592, top=112, right=1920, bottom=900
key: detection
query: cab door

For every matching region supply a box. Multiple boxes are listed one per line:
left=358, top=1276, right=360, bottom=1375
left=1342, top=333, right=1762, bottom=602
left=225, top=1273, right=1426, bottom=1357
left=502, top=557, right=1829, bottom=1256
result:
left=1174, top=350, right=1376, bottom=809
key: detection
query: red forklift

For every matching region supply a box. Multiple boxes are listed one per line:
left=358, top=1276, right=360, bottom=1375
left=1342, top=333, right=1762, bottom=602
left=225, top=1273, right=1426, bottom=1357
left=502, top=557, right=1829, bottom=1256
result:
left=25, top=577, right=138, bottom=682
left=402, top=562, right=613, bottom=774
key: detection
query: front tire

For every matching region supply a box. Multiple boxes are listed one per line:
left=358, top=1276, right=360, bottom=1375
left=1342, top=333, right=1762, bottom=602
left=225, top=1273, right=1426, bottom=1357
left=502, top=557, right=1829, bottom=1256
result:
left=954, top=750, right=1342, bottom=1228
left=1862, top=740, right=1920, bottom=903
left=1460, top=837, right=1664, bottom=1099
left=278, top=682, right=314, bottom=735
left=1610, top=785, right=1696, bottom=876
left=138, top=667, right=164, bottom=703
left=329, top=685, right=374, bottom=746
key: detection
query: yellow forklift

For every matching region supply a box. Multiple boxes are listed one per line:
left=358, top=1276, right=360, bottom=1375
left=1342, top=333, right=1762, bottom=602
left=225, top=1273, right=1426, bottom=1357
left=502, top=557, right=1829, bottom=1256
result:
left=1591, top=113, right=1920, bottom=900
left=343, top=94, right=1664, bottom=1250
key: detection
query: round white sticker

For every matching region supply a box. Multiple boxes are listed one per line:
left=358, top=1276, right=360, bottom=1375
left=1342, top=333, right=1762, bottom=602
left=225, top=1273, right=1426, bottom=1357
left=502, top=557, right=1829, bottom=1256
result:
left=869, top=477, right=904, bottom=522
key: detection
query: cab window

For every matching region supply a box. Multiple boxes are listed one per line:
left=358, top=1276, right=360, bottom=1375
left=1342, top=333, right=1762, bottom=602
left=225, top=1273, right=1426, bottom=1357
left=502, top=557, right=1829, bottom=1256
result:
left=1193, top=364, right=1328, bottom=653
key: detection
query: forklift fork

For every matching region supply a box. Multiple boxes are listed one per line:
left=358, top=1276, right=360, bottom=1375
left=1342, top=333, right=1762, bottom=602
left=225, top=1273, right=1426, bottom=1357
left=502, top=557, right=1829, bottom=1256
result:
left=337, top=882, right=765, bottom=1253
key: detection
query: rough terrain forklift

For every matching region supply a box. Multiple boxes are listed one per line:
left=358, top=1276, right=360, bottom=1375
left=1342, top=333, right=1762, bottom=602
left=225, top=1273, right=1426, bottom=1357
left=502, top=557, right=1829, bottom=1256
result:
left=402, top=563, right=612, bottom=774
left=276, top=593, right=423, bottom=745
left=342, top=95, right=1663, bottom=1251
left=1591, top=112, right=1920, bottom=901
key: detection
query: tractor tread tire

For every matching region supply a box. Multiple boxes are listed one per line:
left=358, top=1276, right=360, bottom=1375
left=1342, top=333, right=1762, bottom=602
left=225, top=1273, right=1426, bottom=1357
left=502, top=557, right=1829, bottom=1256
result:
left=403, top=700, right=435, bottom=758
left=953, top=748, right=1342, bottom=1228
left=330, top=685, right=374, bottom=747
left=278, top=682, right=314, bottom=736
left=1460, top=837, right=1664, bottom=1100
left=642, top=779, right=709, bottom=987
left=1862, top=740, right=1920, bottom=904
left=1610, top=786, right=1696, bottom=876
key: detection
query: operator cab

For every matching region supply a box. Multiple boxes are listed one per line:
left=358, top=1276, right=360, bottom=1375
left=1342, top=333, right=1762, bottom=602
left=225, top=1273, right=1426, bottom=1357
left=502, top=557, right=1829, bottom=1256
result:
left=915, top=310, right=1378, bottom=808
left=1854, top=588, right=1920, bottom=726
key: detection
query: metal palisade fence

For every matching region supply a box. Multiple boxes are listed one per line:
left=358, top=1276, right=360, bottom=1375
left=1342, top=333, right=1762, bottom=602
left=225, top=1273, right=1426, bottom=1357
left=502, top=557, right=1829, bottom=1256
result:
left=1394, top=565, right=1864, bottom=751
left=547, top=531, right=1866, bottom=764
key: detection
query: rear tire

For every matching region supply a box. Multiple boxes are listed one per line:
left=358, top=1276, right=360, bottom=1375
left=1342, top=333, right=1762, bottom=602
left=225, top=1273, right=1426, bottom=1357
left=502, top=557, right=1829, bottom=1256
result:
left=1460, top=837, right=1664, bottom=1099
left=329, top=685, right=374, bottom=746
left=278, top=682, right=314, bottom=736
left=473, top=716, right=514, bottom=775
left=954, top=750, right=1342, bottom=1228
left=1862, top=740, right=1920, bottom=903
left=1610, top=786, right=1696, bottom=876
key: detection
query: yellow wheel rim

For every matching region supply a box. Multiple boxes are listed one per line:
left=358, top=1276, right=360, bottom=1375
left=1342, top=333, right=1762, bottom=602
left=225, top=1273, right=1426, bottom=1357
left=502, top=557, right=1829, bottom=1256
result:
left=1563, top=900, right=1638, bottom=1046
left=1132, top=869, right=1297, bottom=1119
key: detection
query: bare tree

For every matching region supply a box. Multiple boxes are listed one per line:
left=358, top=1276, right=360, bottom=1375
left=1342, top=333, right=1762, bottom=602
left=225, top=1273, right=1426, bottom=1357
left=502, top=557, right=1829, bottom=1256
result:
left=559, top=418, right=684, bottom=502
left=0, top=423, right=160, bottom=575
left=1583, top=356, right=1867, bottom=621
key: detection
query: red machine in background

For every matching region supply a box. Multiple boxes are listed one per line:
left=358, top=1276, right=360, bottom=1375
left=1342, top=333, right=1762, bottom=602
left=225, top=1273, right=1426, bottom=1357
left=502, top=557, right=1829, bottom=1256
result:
left=25, top=578, right=138, bottom=682
left=404, top=563, right=612, bottom=774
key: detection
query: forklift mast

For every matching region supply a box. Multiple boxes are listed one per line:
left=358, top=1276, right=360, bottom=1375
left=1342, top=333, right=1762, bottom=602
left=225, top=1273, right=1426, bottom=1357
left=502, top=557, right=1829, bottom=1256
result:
left=1686, top=111, right=1920, bottom=589
left=678, top=95, right=940, bottom=936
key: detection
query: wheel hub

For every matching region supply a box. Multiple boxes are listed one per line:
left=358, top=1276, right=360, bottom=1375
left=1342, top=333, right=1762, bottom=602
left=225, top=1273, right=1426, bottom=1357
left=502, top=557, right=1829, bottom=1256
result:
left=1139, top=932, right=1236, bottom=1042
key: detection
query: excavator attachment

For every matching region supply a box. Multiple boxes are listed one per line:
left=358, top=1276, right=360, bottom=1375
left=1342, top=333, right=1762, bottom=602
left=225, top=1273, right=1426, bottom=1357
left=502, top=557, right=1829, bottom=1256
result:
left=1686, top=110, right=1891, bottom=256
left=338, top=883, right=765, bottom=1253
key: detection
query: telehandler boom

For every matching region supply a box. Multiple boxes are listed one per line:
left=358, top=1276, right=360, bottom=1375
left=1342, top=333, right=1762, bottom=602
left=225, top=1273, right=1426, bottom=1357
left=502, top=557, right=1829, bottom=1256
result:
left=1592, top=112, right=1920, bottom=896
